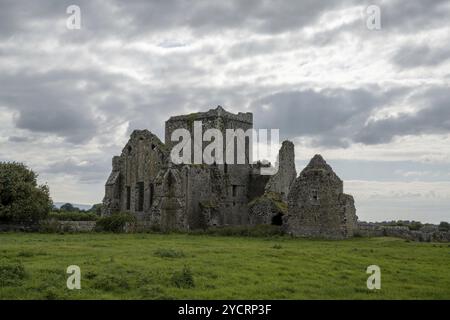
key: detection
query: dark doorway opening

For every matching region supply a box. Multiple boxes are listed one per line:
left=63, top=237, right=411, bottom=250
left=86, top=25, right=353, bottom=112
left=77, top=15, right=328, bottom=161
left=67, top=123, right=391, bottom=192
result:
left=271, top=213, right=283, bottom=226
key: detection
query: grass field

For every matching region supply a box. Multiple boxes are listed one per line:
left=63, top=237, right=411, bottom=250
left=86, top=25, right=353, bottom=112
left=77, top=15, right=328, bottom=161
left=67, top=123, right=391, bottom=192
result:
left=0, top=232, right=449, bottom=299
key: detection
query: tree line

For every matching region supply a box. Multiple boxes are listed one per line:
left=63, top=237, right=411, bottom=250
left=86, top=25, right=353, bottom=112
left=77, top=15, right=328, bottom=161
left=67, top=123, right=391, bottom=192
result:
left=0, top=162, right=101, bottom=223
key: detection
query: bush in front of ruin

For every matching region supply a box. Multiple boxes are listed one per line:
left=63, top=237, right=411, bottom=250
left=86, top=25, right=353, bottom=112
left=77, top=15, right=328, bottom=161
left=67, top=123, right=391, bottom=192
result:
left=47, top=211, right=98, bottom=221
left=95, top=212, right=136, bottom=233
left=0, top=162, right=52, bottom=223
left=438, top=221, right=450, bottom=232
left=89, top=203, right=103, bottom=216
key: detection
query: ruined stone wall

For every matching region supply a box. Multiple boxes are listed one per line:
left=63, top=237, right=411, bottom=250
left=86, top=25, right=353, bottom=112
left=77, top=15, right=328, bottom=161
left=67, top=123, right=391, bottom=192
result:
left=264, top=140, right=297, bottom=201
left=182, top=163, right=251, bottom=228
left=0, top=223, right=40, bottom=232
left=248, top=171, right=270, bottom=202
left=248, top=141, right=295, bottom=226
left=0, top=221, right=96, bottom=232
left=149, top=165, right=186, bottom=231
left=147, top=162, right=250, bottom=230
left=57, top=221, right=96, bottom=232
left=340, top=194, right=358, bottom=237
left=120, top=130, right=167, bottom=216
left=248, top=192, right=287, bottom=225
left=220, top=164, right=252, bottom=225
left=184, top=165, right=216, bottom=229
left=102, top=130, right=167, bottom=218
left=284, top=155, right=357, bottom=239
left=357, top=222, right=450, bottom=242
left=103, top=156, right=121, bottom=215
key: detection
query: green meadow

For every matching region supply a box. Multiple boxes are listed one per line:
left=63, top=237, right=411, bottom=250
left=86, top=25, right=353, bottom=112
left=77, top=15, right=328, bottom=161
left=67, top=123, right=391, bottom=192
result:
left=0, top=233, right=449, bottom=299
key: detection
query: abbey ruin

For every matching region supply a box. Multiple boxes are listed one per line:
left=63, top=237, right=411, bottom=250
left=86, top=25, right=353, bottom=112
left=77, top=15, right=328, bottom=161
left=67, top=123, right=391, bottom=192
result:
left=102, top=106, right=358, bottom=239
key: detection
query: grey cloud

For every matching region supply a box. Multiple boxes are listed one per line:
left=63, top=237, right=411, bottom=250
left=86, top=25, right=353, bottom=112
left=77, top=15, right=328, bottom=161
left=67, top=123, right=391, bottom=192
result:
left=226, top=37, right=292, bottom=60
left=7, top=136, right=33, bottom=143
left=0, top=69, right=129, bottom=143
left=381, top=0, right=450, bottom=33
left=93, top=0, right=359, bottom=38
left=250, top=86, right=450, bottom=147
left=1, top=0, right=450, bottom=212
left=249, top=88, right=397, bottom=147
left=0, top=0, right=126, bottom=41
left=0, top=0, right=358, bottom=40
left=294, top=159, right=450, bottom=183
left=184, top=0, right=355, bottom=35
left=307, top=0, right=450, bottom=48
left=0, top=0, right=63, bottom=38
left=124, top=84, right=261, bottom=140
left=14, top=104, right=97, bottom=144
left=43, top=157, right=110, bottom=184
left=392, top=44, right=450, bottom=69
left=2, top=0, right=448, bottom=46
left=355, top=87, right=450, bottom=144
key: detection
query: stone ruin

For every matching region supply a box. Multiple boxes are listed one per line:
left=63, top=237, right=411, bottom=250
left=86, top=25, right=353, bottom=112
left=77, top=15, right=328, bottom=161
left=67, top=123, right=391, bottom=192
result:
left=102, top=106, right=358, bottom=238
left=284, top=155, right=358, bottom=239
left=248, top=141, right=297, bottom=226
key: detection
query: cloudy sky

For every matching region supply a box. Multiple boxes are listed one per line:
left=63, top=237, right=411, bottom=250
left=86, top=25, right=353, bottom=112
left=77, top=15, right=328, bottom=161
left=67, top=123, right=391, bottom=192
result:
left=1, top=0, right=450, bottom=223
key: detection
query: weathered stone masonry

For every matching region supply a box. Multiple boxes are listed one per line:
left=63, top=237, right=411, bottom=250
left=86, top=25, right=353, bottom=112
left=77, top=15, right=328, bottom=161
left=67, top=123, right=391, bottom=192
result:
left=103, top=106, right=358, bottom=238
left=284, top=155, right=357, bottom=239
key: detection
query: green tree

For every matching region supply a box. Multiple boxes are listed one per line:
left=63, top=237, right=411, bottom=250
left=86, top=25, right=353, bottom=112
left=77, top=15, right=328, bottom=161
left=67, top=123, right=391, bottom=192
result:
left=0, top=162, right=52, bottom=223
left=60, top=203, right=77, bottom=212
left=408, top=221, right=423, bottom=231
left=89, top=203, right=103, bottom=216
left=438, top=221, right=450, bottom=232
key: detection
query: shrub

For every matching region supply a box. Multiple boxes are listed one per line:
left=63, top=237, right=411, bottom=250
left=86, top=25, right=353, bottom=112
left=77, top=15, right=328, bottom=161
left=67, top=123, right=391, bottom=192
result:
left=0, top=162, right=52, bottom=223
left=95, top=212, right=136, bottom=233
left=39, top=219, right=61, bottom=233
left=47, top=212, right=98, bottom=221
left=89, top=203, right=103, bottom=216
left=438, top=221, right=450, bottom=232
left=0, top=262, right=27, bottom=286
left=171, top=266, right=195, bottom=288
left=154, top=248, right=185, bottom=258
left=408, top=221, right=423, bottom=231
left=60, top=203, right=77, bottom=212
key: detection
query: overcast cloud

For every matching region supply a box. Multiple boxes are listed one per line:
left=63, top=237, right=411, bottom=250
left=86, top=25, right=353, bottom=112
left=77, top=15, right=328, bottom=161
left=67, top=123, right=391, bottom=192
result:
left=0, top=0, right=449, bottom=223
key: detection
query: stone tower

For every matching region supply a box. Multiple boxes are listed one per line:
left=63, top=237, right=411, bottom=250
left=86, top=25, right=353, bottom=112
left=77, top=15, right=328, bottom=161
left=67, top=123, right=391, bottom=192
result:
left=264, top=140, right=297, bottom=201
left=284, top=154, right=357, bottom=239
